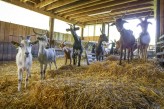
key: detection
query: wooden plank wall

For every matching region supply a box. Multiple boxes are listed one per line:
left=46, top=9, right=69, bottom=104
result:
left=0, top=21, right=74, bottom=62
left=83, top=36, right=99, bottom=42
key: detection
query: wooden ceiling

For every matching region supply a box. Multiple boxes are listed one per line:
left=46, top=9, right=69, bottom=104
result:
left=3, top=0, right=154, bottom=27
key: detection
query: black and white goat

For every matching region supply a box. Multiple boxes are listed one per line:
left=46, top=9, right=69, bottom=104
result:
left=66, top=24, right=83, bottom=66
left=33, top=29, right=57, bottom=80
left=96, top=29, right=108, bottom=61
left=11, top=36, right=37, bottom=91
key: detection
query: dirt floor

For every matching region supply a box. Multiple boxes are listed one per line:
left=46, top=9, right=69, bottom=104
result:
left=0, top=56, right=164, bottom=109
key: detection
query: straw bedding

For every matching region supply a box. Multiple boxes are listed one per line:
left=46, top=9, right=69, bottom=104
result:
left=0, top=56, right=163, bottom=109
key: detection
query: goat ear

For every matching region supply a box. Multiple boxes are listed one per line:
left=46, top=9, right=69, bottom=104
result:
left=139, top=18, right=143, bottom=22
left=19, top=36, right=24, bottom=40
left=110, top=23, right=115, bottom=26
left=148, top=22, right=152, bottom=25
left=137, top=23, right=141, bottom=27
left=122, top=20, right=128, bottom=24
left=26, top=36, right=31, bottom=40
left=30, top=40, right=38, bottom=45
left=11, top=41, right=20, bottom=47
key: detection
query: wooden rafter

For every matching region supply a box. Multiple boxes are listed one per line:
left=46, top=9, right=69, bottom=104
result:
left=86, top=11, right=154, bottom=25
left=54, top=0, right=101, bottom=13
left=35, top=0, right=58, bottom=8
left=57, top=0, right=114, bottom=15
left=81, top=9, right=153, bottom=23
left=2, top=0, right=154, bottom=25
left=2, top=0, right=84, bottom=27
left=46, top=0, right=79, bottom=11
left=67, top=0, right=153, bottom=20
left=79, top=9, right=153, bottom=22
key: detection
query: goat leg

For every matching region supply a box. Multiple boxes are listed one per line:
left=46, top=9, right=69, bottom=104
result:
left=18, top=68, right=23, bottom=91
left=78, top=54, right=81, bottom=66
left=25, top=69, right=29, bottom=89
left=102, top=52, right=104, bottom=60
left=54, top=59, right=57, bottom=69
left=124, top=49, right=126, bottom=60
left=40, top=64, right=43, bottom=80
left=127, top=49, right=130, bottom=63
left=119, top=47, right=123, bottom=65
left=131, top=48, right=133, bottom=60
left=43, top=64, right=47, bottom=79
left=65, top=57, right=67, bottom=65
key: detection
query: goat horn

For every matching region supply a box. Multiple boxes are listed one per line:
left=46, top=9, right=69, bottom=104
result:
left=148, top=22, right=152, bottom=25
left=67, top=23, right=72, bottom=27
left=139, top=18, right=143, bottom=22
left=121, top=10, right=127, bottom=19
left=33, top=29, right=47, bottom=36
left=146, top=11, right=153, bottom=20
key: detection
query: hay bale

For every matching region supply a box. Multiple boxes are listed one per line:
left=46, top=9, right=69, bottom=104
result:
left=0, top=58, right=164, bottom=108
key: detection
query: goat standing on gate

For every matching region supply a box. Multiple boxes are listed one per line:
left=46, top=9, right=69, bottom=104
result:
left=96, top=29, right=108, bottom=61
left=11, top=36, right=37, bottom=91
left=137, top=16, right=152, bottom=61
left=60, top=41, right=72, bottom=65
left=66, top=24, right=83, bottom=66
left=33, top=29, right=57, bottom=80
left=111, top=18, right=135, bottom=65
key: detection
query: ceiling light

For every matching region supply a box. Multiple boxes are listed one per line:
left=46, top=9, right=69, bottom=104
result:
left=88, top=10, right=112, bottom=16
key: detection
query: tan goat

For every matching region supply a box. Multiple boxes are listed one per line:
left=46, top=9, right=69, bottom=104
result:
left=60, top=41, right=72, bottom=65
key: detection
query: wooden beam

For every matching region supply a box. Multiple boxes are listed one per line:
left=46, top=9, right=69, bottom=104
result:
left=2, top=0, right=85, bottom=27
left=46, top=0, right=79, bottom=11
left=85, top=11, right=154, bottom=25
left=49, top=17, right=54, bottom=47
left=54, top=0, right=101, bottom=13
left=68, top=1, right=153, bottom=19
left=58, top=0, right=114, bottom=15
left=62, top=0, right=137, bottom=17
left=75, top=8, right=153, bottom=22
left=81, top=27, right=84, bottom=40
left=35, top=0, right=58, bottom=8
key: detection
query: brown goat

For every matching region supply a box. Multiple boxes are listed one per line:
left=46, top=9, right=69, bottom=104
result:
left=111, top=18, right=135, bottom=65
left=60, top=41, right=72, bottom=65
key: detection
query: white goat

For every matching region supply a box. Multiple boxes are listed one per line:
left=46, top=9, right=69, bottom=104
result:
left=137, top=17, right=152, bottom=61
left=33, top=29, right=57, bottom=80
left=11, top=36, right=37, bottom=91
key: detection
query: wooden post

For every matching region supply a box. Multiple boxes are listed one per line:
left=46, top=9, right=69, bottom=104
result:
left=81, top=27, right=84, bottom=40
left=107, top=23, right=110, bottom=41
left=102, top=23, right=105, bottom=34
left=49, top=17, right=54, bottom=47
left=155, top=0, right=160, bottom=53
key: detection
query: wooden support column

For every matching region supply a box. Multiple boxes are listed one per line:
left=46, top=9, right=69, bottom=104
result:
left=49, top=17, right=54, bottom=47
left=81, top=27, right=84, bottom=40
left=160, top=0, right=164, bottom=35
left=102, top=23, right=105, bottom=34
left=107, top=23, right=110, bottom=41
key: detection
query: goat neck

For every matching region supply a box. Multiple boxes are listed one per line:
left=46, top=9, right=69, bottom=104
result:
left=70, top=29, right=80, bottom=42
left=38, top=42, right=46, bottom=55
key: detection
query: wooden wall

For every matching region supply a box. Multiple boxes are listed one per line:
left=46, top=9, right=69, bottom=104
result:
left=83, top=36, right=99, bottom=42
left=0, top=21, right=73, bottom=62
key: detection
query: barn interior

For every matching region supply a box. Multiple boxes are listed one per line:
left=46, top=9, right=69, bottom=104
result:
left=0, top=0, right=164, bottom=108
